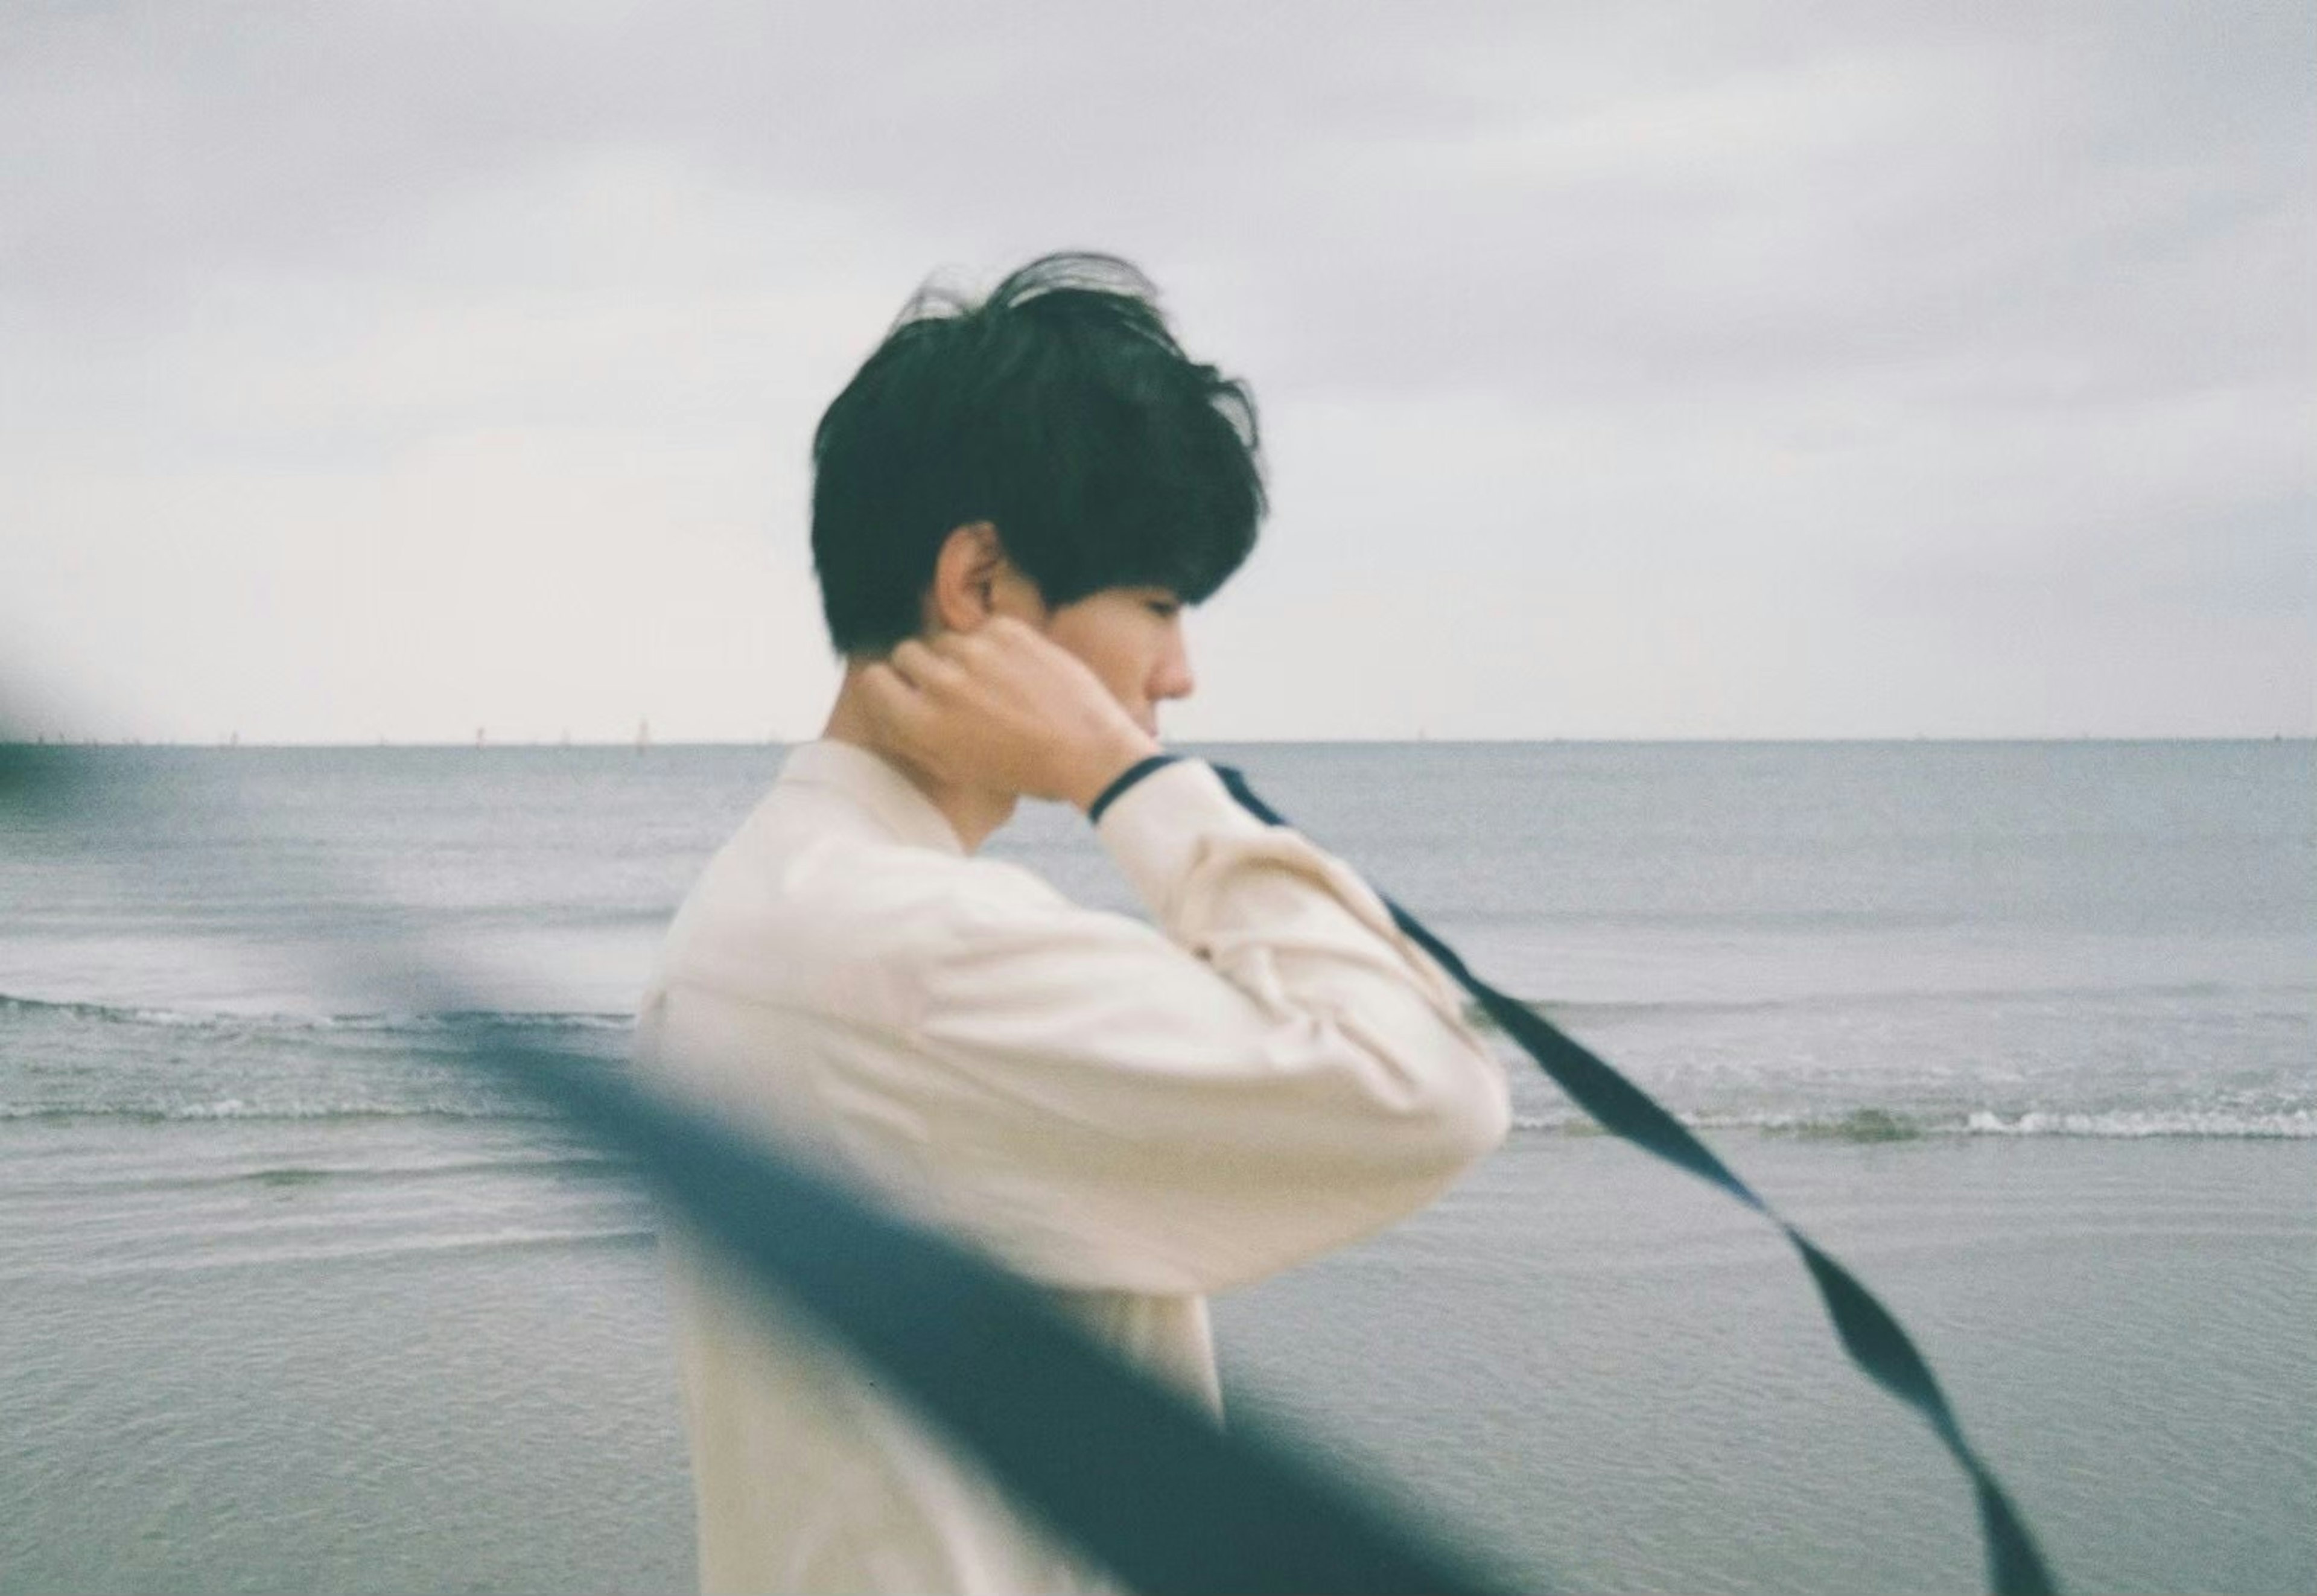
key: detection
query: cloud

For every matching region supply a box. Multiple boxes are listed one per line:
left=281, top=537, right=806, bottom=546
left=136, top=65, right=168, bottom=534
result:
left=1, top=0, right=2308, bottom=739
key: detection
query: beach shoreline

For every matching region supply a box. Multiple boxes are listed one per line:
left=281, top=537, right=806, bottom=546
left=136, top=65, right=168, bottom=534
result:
left=4, top=1126, right=2310, bottom=1595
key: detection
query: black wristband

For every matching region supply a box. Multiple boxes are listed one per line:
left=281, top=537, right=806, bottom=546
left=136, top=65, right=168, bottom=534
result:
left=1085, top=754, right=1184, bottom=825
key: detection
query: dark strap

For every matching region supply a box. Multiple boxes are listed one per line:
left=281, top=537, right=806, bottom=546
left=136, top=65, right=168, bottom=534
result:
left=1212, top=763, right=2058, bottom=1596
left=0, top=739, right=2053, bottom=1594
left=1088, top=752, right=1186, bottom=824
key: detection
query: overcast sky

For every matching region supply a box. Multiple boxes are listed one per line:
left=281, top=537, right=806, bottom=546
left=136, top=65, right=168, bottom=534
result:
left=3, top=1, right=2310, bottom=743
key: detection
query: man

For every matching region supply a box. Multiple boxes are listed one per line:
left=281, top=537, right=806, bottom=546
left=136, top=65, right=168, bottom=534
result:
left=637, top=253, right=1509, bottom=1595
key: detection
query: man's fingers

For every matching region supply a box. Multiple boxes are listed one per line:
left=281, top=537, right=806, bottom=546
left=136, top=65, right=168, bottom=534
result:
left=888, top=638, right=964, bottom=691
left=885, top=639, right=929, bottom=685
left=856, top=662, right=933, bottom=728
left=929, top=623, right=1006, bottom=663
left=973, top=615, right=1044, bottom=653
left=853, top=662, right=903, bottom=711
left=915, top=626, right=1041, bottom=681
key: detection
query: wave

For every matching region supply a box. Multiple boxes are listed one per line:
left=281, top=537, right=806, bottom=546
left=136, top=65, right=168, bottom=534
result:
left=24, top=981, right=2300, bottom=1041
left=22, top=1099, right=2305, bottom=1139
left=1464, top=980, right=2314, bottom=1031
left=238, top=1154, right=624, bottom=1186
left=0, top=991, right=634, bottom=1035
left=1508, top=1107, right=2317, bottom=1140
left=11, top=993, right=2307, bottom=1142
left=5, top=1224, right=660, bottom=1284
left=0, top=1099, right=562, bottom=1125
left=2, top=1153, right=630, bottom=1200
left=1957, top=1108, right=2317, bottom=1140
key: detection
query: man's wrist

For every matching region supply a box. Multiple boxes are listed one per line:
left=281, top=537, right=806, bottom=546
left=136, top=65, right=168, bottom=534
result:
left=1084, top=752, right=1185, bottom=825
left=1064, top=733, right=1166, bottom=815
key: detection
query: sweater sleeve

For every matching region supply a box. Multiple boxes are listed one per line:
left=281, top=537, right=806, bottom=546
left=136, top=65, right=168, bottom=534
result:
left=853, top=758, right=1508, bottom=1295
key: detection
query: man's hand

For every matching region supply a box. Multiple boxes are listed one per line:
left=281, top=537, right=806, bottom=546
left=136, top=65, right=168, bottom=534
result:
left=855, top=617, right=1162, bottom=812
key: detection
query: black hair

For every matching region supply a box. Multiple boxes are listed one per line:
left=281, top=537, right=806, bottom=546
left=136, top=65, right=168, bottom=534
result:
left=809, top=252, right=1265, bottom=655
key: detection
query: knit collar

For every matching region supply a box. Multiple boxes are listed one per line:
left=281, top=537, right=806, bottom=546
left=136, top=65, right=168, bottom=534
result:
left=775, top=739, right=967, bottom=857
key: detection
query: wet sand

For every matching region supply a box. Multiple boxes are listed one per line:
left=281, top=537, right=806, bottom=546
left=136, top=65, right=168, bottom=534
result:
left=3, top=1129, right=2312, bottom=1594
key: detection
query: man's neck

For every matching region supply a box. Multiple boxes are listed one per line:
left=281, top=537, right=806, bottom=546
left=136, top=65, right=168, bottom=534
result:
left=821, top=670, right=1019, bottom=854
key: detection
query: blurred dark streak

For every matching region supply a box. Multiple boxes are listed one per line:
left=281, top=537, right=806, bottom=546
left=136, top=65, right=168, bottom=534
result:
left=0, top=723, right=1526, bottom=1596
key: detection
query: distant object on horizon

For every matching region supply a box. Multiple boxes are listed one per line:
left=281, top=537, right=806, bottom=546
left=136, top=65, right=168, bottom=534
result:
left=637, top=717, right=650, bottom=754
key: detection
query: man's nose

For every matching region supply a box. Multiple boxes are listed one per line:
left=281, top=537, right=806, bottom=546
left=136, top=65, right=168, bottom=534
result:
left=1152, top=628, right=1195, bottom=702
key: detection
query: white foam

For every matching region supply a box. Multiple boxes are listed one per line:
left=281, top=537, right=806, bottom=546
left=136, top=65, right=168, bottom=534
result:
left=1508, top=1107, right=2317, bottom=1140
left=1962, top=1108, right=2317, bottom=1139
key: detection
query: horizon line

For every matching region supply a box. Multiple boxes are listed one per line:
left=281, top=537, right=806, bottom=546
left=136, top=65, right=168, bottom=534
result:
left=8, top=733, right=2312, bottom=750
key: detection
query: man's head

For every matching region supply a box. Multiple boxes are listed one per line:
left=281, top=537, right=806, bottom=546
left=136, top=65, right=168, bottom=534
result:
left=809, top=252, right=1266, bottom=676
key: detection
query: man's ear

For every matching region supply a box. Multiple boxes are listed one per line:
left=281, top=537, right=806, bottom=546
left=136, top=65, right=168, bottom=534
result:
left=926, top=523, right=1005, bottom=632
left=927, top=523, right=1044, bottom=632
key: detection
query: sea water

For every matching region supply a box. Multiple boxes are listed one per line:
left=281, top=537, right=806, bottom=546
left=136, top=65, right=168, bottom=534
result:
left=2, top=742, right=2312, bottom=1592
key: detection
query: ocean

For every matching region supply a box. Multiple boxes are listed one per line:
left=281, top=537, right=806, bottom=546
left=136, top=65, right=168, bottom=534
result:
left=2, top=741, right=2312, bottom=1593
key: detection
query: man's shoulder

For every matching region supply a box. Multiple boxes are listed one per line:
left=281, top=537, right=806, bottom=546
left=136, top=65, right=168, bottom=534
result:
left=655, top=787, right=1076, bottom=1003
left=755, top=787, right=1072, bottom=926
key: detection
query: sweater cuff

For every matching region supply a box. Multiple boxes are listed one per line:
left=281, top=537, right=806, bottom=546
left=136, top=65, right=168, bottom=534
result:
left=1091, top=757, right=1271, bottom=923
left=1085, top=753, right=1184, bottom=825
